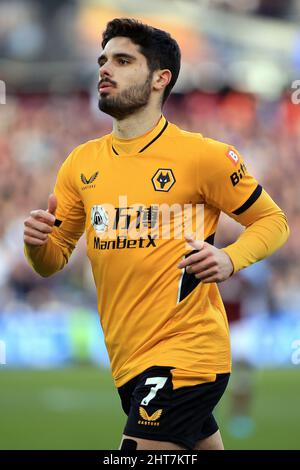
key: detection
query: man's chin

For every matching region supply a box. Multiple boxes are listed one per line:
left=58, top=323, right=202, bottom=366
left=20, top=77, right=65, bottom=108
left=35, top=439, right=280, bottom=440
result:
left=98, top=99, right=124, bottom=120
left=98, top=94, right=150, bottom=120
left=98, top=97, right=112, bottom=113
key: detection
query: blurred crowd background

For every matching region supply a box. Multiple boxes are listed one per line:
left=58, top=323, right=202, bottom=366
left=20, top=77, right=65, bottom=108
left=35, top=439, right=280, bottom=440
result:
left=0, top=0, right=300, bottom=449
left=1, top=90, right=300, bottom=320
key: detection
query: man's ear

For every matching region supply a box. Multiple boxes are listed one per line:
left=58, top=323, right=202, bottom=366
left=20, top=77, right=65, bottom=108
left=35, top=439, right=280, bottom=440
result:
left=152, top=69, right=172, bottom=92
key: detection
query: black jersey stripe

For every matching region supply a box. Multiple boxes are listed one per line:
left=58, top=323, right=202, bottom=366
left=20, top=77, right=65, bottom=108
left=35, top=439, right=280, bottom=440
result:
left=233, top=184, right=262, bottom=215
left=54, top=219, right=62, bottom=227
left=205, top=233, right=215, bottom=246
left=111, top=120, right=169, bottom=156
left=178, top=233, right=215, bottom=303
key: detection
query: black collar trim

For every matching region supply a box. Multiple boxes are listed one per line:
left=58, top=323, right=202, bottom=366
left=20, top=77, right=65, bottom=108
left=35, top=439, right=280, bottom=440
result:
left=112, top=120, right=169, bottom=156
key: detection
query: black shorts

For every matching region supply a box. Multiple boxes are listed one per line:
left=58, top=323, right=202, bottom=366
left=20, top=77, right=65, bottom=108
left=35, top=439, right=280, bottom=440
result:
left=117, top=366, right=230, bottom=450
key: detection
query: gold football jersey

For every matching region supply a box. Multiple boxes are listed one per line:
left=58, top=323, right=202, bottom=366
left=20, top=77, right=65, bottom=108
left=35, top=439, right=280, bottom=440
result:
left=25, top=116, right=289, bottom=388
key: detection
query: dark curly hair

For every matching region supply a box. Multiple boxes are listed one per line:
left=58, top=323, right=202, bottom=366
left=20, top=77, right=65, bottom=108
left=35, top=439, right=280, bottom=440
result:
left=102, top=18, right=181, bottom=105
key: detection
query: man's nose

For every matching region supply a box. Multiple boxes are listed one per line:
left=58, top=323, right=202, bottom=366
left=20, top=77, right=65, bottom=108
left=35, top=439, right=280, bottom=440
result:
left=99, top=62, right=113, bottom=78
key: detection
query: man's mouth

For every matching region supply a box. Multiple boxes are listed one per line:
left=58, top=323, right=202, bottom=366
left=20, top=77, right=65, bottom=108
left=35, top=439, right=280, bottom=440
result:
left=99, top=82, right=116, bottom=93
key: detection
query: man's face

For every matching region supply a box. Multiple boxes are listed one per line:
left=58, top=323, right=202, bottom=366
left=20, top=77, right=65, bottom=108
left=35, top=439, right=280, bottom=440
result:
left=97, top=37, right=154, bottom=120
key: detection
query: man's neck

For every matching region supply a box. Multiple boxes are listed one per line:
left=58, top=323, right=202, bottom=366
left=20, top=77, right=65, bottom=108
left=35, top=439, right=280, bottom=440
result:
left=112, top=107, right=162, bottom=140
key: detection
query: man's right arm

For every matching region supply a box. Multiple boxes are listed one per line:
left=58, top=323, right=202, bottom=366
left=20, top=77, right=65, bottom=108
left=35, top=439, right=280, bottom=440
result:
left=24, top=152, right=86, bottom=277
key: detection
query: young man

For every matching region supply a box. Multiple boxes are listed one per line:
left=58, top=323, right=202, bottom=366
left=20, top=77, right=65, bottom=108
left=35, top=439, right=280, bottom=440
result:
left=23, top=18, right=289, bottom=450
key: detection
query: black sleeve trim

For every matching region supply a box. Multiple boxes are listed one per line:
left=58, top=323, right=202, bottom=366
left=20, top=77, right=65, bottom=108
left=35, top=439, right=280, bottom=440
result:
left=233, top=184, right=262, bottom=215
left=54, top=219, right=62, bottom=227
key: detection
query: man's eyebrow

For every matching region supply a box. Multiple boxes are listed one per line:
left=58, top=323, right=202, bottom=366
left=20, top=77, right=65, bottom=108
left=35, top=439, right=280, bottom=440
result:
left=97, top=53, right=136, bottom=65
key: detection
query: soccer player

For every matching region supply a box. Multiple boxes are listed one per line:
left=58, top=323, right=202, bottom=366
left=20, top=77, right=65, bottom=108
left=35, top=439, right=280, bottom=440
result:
left=23, top=18, right=289, bottom=450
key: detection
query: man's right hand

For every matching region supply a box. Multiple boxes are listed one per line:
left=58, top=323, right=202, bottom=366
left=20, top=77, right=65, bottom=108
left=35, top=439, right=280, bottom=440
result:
left=24, top=194, right=58, bottom=246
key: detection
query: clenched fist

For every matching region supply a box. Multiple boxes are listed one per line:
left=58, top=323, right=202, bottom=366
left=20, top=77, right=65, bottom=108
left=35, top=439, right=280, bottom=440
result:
left=178, top=235, right=234, bottom=283
left=23, top=194, right=57, bottom=246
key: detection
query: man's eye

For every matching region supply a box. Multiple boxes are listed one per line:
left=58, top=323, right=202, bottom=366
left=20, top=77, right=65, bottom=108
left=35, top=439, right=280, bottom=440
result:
left=118, top=59, right=129, bottom=65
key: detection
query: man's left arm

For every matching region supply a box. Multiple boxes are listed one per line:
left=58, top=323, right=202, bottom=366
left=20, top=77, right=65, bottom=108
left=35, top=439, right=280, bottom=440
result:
left=221, top=187, right=289, bottom=274
left=178, top=141, right=289, bottom=282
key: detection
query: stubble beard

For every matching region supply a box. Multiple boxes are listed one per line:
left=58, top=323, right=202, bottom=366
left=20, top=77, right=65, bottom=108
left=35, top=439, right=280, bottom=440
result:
left=98, top=74, right=153, bottom=120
